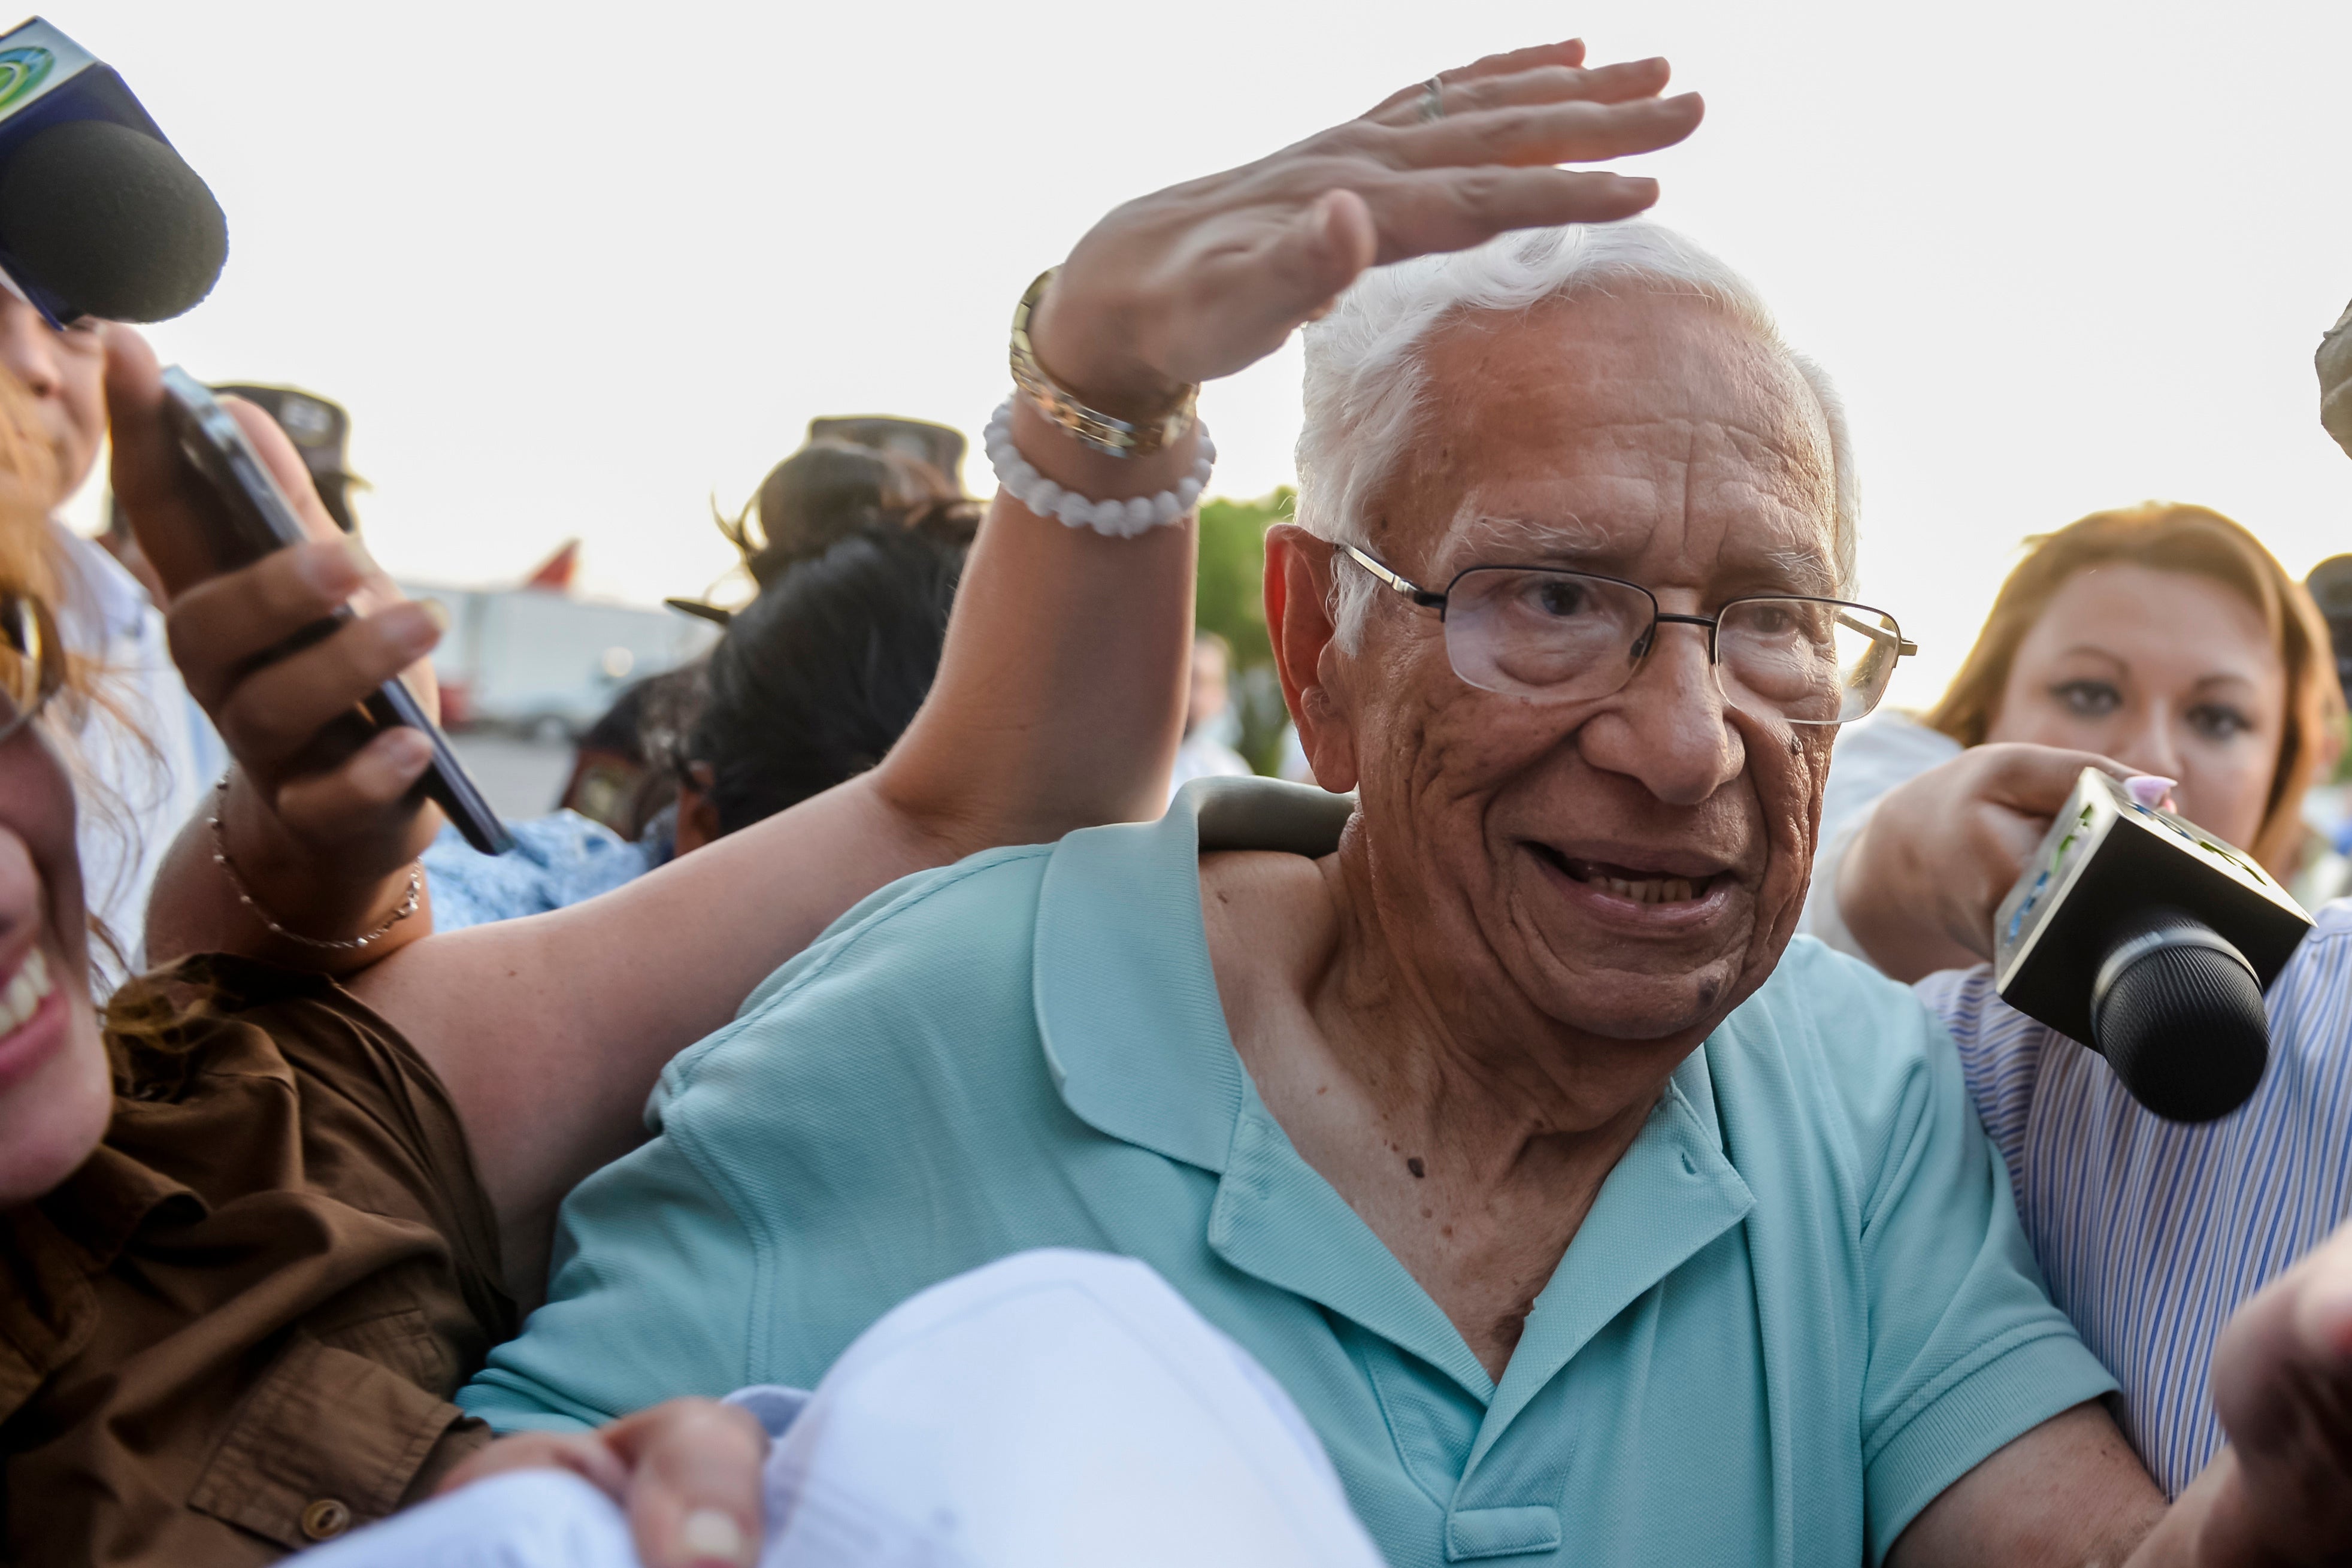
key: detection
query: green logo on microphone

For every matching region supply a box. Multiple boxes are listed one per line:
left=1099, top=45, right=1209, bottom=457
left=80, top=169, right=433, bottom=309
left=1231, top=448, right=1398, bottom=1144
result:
left=0, top=47, right=52, bottom=110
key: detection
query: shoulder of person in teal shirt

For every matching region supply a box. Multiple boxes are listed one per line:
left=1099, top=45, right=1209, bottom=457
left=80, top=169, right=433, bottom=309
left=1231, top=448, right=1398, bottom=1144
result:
left=463, top=779, right=2115, bottom=1568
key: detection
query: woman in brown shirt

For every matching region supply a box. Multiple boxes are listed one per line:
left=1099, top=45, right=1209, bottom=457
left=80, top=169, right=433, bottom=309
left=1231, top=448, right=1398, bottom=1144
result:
left=0, top=483, right=555, bottom=1563
left=1, top=953, right=513, bottom=1559
left=0, top=313, right=1195, bottom=1563
left=1, top=308, right=1198, bottom=1560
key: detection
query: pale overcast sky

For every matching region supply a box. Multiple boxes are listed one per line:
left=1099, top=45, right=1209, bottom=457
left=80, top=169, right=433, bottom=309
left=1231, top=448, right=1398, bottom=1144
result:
left=65, top=0, right=2352, bottom=707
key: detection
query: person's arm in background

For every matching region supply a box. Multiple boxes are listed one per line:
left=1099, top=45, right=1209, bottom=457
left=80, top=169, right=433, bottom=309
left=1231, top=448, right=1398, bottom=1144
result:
left=125, top=41, right=1706, bottom=1289
left=1796, top=714, right=1963, bottom=960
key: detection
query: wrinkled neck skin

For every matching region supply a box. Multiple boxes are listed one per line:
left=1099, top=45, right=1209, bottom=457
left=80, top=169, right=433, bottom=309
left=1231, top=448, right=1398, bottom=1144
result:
left=1306, top=812, right=1735, bottom=1191
left=1207, top=822, right=1729, bottom=1380
left=1207, top=778, right=1812, bottom=1379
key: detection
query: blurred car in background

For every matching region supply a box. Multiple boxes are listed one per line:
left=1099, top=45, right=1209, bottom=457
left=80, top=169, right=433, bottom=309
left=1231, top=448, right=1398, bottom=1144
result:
left=401, top=540, right=716, bottom=740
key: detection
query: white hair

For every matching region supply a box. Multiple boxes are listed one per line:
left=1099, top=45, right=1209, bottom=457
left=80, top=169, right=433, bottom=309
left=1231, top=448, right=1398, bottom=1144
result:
left=1292, top=220, right=1858, bottom=650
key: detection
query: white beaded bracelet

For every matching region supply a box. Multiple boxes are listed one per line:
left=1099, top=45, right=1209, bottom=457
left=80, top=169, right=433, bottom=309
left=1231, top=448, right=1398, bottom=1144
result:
left=983, top=398, right=1215, bottom=538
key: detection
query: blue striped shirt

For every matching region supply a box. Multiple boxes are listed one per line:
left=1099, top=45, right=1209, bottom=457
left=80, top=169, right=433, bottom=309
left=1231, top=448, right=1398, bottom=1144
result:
left=1917, top=898, right=2352, bottom=1496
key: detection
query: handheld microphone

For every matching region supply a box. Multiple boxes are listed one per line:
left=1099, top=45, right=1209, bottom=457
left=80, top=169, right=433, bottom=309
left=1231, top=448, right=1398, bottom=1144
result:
left=1993, top=768, right=2313, bottom=1122
left=0, top=17, right=226, bottom=324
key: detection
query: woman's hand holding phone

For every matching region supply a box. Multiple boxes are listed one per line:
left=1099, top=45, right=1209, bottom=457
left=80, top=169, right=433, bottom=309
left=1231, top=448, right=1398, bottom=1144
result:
left=104, top=324, right=447, bottom=973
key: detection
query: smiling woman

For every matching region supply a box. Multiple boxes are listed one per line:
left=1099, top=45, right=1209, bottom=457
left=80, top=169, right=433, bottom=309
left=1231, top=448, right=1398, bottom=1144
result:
left=0, top=380, right=113, bottom=1209
left=1809, top=502, right=2344, bottom=980
left=1922, top=503, right=2336, bottom=875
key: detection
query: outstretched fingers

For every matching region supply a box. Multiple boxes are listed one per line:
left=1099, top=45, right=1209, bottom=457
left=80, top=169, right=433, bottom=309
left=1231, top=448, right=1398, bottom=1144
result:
left=1376, top=89, right=1703, bottom=171
left=1355, top=164, right=1667, bottom=265
left=1369, top=55, right=1673, bottom=131
left=1034, top=41, right=1707, bottom=401
left=1360, top=38, right=1588, bottom=119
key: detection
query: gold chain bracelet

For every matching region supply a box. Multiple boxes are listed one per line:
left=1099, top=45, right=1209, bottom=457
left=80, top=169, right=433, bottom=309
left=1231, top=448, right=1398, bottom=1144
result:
left=1009, top=268, right=1197, bottom=459
left=208, top=778, right=422, bottom=952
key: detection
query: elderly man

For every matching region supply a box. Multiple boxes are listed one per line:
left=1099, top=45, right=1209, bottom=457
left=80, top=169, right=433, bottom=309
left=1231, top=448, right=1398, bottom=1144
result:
left=458, top=167, right=2352, bottom=1568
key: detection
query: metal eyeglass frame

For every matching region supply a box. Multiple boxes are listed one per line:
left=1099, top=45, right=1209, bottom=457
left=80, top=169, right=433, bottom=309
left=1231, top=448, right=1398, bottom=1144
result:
left=0, top=594, right=62, bottom=749
left=1337, top=542, right=1918, bottom=726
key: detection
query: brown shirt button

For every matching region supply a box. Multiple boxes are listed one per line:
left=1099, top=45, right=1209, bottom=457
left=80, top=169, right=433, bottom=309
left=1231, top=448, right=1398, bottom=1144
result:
left=301, top=1498, right=353, bottom=1540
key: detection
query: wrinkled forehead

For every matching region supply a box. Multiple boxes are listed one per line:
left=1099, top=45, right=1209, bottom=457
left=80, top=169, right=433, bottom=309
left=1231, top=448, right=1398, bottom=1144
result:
left=1382, top=292, right=1839, bottom=595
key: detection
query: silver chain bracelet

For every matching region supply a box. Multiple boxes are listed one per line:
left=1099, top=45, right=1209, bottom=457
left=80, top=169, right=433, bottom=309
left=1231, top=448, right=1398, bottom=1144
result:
left=207, top=777, right=422, bottom=952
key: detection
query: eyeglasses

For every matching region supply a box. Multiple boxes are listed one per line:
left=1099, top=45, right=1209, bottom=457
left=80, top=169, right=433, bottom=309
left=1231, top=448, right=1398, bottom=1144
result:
left=1340, top=544, right=1917, bottom=727
left=0, top=593, right=62, bottom=749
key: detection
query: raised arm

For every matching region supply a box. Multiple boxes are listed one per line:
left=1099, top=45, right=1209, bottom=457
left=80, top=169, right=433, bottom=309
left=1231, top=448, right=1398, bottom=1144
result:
left=124, top=41, right=1705, bottom=1283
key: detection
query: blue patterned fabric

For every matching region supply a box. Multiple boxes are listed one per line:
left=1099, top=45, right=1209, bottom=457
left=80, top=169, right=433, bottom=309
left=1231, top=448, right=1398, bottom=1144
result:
left=421, top=810, right=659, bottom=931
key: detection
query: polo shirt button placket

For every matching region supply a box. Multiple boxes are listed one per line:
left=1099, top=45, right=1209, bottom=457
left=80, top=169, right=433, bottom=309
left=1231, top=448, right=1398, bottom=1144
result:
left=1444, top=1504, right=1565, bottom=1561
left=300, top=1497, right=353, bottom=1542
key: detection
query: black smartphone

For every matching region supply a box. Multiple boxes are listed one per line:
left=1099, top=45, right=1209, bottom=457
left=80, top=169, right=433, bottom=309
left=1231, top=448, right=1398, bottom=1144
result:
left=158, top=367, right=514, bottom=855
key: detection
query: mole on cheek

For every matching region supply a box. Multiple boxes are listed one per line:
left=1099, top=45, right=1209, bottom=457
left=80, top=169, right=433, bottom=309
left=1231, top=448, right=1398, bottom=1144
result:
left=1407, top=1157, right=1426, bottom=1179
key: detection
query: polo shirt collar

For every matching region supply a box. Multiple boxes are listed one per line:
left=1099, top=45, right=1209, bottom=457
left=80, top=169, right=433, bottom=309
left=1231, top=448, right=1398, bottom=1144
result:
left=1033, top=777, right=1351, bottom=1173
left=1471, top=1049, right=1753, bottom=1464
left=1032, top=777, right=1756, bottom=1425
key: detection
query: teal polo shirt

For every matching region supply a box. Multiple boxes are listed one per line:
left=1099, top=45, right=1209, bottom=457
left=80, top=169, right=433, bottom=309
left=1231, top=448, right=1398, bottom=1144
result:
left=462, top=779, right=2114, bottom=1567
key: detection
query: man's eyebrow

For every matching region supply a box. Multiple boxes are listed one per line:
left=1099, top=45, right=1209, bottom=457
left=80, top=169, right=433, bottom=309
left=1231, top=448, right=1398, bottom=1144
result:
left=1446, top=513, right=1616, bottom=564
left=1743, top=545, right=1839, bottom=597
left=1440, top=516, right=1839, bottom=595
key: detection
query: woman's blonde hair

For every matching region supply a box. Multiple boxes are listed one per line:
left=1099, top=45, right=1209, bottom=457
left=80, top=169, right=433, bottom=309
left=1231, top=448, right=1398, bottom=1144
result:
left=0, top=365, right=152, bottom=986
left=1922, top=503, right=2345, bottom=873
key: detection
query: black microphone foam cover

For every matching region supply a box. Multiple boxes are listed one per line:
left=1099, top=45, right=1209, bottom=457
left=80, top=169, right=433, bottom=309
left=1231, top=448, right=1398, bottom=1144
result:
left=0, top=118, right=226, bottom=322
left=2090, top=913, right=2269, bottom=1123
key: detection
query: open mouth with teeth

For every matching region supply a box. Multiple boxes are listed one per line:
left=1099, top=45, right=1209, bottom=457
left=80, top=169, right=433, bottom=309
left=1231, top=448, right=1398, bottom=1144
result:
left=0, top=948, right=53, bottom=1040
left=1530, top=845, right=1719, bottom=907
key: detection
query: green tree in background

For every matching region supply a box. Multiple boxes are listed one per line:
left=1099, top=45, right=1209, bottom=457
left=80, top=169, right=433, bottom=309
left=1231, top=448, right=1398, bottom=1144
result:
left=1194, top=488, right=1294, bottom=774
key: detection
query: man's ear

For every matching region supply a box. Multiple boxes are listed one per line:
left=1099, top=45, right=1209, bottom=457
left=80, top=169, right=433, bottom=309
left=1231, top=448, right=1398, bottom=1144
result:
left=1264, top=525, right=1359, bottom=794
left=672, top=762, right=724, bottom=857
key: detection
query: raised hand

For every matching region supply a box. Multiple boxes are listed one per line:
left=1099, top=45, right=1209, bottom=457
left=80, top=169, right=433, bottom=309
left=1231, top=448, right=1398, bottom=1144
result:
left=2199, top=1218, right=2352, bottom=1563
left=104, top=324, right=447, bottom=967
left=2111, top=1221, right=2352, bottom=1567
left=1029, top=40, right=1703, bottom=418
